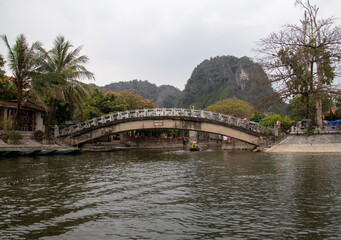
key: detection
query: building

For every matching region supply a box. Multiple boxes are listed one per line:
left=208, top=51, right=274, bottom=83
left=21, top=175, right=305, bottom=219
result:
left=0, top=100, right=45, bottom=133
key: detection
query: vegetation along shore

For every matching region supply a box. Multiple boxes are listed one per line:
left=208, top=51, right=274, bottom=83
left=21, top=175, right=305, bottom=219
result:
left=1, top=0, right=340, bottom=154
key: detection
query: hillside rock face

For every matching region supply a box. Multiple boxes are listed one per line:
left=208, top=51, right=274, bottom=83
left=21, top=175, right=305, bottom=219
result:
left=91, top=55, right=286, bottom=112
left=178, top=56, right=284, bottom=112
left=94, top=80, right=182, bottom=108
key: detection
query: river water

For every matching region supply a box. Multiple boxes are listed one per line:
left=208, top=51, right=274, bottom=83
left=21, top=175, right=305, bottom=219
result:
left=0, top=150, right=340, bottom=239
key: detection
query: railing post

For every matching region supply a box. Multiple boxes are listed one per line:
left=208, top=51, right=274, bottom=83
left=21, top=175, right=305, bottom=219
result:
left=59, top=108, right=272, bottom=139
left=54, top=125, right=59, bottom=137
left=274, top=125, right=279, bottom=136
left=109, top=114, right=114, bottom=121
left=92, top=118, right=98, bottom=126
left=100, top=116, right=105, bottom=123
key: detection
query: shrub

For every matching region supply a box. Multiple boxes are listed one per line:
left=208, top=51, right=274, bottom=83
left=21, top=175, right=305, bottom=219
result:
left=259, top=113, right=292, bottom=131
left=206, top=98, right=255, bottom=119
left=2, top=131, right=22, bottom=144
left=304, top=126, right=315, bottom=136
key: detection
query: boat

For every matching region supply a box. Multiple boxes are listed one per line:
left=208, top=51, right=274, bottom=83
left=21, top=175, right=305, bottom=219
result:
left=189, top=141, right=202, bottom=151
left=0, top=149, right=20, bottom=157
left=69, top=149, right=81, bottom=154
left=18, top=149, right=41, bottom=156
left=54, top=149, right=76, bottom=155
left=37, top=149, right=57, bottom=155
left=0, top=148, right=82, bottom=157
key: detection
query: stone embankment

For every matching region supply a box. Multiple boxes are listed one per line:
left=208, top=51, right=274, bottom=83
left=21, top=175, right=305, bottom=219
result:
left=0, top=138, right=73, bottom=150
left=264, top=134, right=341, bottom=154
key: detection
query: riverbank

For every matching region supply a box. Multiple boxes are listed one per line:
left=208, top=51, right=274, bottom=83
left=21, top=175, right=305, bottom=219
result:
left=0, top=138, right=80, bottom=157
left=2, top=134, right=341, bottom=155
left=0, top=138, right=74, bottom=150
left=264, top=134, right=341, bottom=154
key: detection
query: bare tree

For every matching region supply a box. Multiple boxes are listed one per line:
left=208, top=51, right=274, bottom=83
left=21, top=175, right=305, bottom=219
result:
left=255, top=0, right=341, bottom=126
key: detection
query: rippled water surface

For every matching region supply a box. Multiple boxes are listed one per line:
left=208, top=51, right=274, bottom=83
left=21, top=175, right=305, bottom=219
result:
left=0, top=150, right=341, bottom=239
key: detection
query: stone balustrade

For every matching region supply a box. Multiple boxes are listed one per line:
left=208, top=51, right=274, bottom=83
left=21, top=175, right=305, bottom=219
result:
left=57, top=108, right=267, bottom=136
left=290, top=125, right=341, bottom=135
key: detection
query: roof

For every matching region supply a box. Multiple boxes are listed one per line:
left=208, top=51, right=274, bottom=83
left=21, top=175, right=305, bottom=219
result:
left=0, top=100, right=45, bottom=112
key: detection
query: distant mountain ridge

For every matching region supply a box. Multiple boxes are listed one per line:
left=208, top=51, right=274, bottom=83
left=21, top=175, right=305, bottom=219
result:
left=91, top=55, right=286, bottom=113
left=90, top=80, right=182, bottom=108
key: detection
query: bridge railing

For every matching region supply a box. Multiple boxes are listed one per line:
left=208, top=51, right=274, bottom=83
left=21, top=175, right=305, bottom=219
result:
left=58, top=108, right=268, bottom=136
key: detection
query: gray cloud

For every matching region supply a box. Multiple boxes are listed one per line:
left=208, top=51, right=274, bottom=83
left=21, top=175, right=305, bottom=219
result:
left=1, top=0, right=340, bottom=89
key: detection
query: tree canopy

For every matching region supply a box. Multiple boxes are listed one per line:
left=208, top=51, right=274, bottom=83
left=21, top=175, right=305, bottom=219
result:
left=255, top=0, right=341, bottom=126
left=83, top=89, right=156, bottom=120
left=30, top=35, right=95, bottom=133
left=0, top=53, right=5, bottom=79
left=1, top=34, right=42, bottom=129
left=0, top=54, right=16, bottom=101
left=206, top=98, right=255, bottom=119
left=1, top=34, right=159, bottom=133
left=259, top=113, right=292, bottom=131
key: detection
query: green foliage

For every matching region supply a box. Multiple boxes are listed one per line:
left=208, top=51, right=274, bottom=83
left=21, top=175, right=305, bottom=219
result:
left=1, top=131, right=22, bottom=144
left=259, top=113, right=292, bottom=130
left=304, top=126, right=315, bottom=136
left=161, top=94, right=177, bottom=108
left=264, top=128, right=274, bottom=136
left=256, top=1, right=341, bottom=126
left=250, top=111, right=264, bottom=122
left=83, top=105, right=103, bottom=119
left=206, top=98, right=255, bottom=119
left=0, top=78, right=16, bottom=101
left=178, top=55, right=285, bottom=111
left=113, top=90, right=156, bottom=111
left=0, top=53, right=5, bottom=79
left=53, top=101, right=72, bottom=126
left=31, top=35, right=95, bottom=133
left=0, top=119, right=12, bottom=130
left=289, top=96, right=309, bottom=121
left=289, top=95, right=333, bottom=121
left=1, top=34, right=42, bottom=130
left=97, top=80, right=182, bottom=108
left=83, top=89, right=157, bottom=120
left=83, top=89, right=118, bottom=119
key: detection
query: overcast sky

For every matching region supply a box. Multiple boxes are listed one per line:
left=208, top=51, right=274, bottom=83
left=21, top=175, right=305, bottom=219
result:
left=1, top=0, right=341, bottom=90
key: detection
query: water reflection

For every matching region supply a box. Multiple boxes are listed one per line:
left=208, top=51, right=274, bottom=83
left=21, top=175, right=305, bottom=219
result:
left=0, top=151, right=340, bottom=239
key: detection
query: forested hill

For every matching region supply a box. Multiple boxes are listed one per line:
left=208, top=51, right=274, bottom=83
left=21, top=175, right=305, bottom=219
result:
left=178, top=55, right=286, bottom=112
left=90, top=56, right=286, bottom=113
left=90, top=80, right=182, bottom=108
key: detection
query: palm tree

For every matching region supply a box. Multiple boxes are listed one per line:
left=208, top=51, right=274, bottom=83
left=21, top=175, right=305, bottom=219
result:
left=33, top=35, right=95, bottom=133
left=1, top=34, right=42, bottom=130
left=0, top=53, right=5, bottom=79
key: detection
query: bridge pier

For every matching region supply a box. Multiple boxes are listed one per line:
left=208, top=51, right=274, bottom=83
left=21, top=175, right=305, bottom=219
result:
left=188, top=131, right=198, bottom=143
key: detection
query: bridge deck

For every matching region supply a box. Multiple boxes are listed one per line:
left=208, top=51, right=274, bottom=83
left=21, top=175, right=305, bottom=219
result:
left=57, top=109, right=269, bottom=146
left=59, top=108, right=267, bottom=136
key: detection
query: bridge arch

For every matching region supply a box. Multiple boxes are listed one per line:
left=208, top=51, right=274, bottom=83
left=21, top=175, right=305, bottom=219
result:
left=58, top=109, right=267, bottom=146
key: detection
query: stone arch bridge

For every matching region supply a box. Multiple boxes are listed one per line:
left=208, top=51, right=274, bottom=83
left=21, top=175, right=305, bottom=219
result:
left=57, top=108, right=268, bottom=146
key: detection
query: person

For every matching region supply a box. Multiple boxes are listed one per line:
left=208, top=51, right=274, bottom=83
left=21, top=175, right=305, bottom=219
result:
left=190, top=141, right=202, bottom=151
left=182, top=137, right=186, bottom=145
left=192, top=141, right=197, bottom=149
